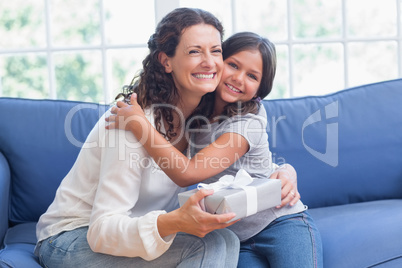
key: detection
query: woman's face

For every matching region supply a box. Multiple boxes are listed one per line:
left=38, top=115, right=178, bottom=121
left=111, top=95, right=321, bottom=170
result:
left=164, top=24, right=223, bottom=102
left=216, top=49, right=263, bottom=104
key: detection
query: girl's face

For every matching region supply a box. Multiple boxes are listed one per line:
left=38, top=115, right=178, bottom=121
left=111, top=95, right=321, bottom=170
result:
left=164, top=24, right=223, bottom=102
left=216, top=49, right=262, bottom=104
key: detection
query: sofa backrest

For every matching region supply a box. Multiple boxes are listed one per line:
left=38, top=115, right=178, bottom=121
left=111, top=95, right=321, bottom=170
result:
left=0, top=98, right=108, bottom=225
left=263, top=79, right=402, bottom=208
left=1, top=79, right=401, bottom=224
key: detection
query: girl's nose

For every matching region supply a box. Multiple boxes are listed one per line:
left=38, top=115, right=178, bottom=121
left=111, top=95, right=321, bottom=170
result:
left=232, top=71, right=244, bottom=85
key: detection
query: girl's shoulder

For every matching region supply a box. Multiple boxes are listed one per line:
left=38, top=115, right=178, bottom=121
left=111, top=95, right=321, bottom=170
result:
left=227, top=104, right=267, bottom=126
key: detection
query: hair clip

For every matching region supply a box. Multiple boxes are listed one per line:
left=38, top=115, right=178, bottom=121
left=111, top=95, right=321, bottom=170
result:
left=254, top=97, right=262, bottom=103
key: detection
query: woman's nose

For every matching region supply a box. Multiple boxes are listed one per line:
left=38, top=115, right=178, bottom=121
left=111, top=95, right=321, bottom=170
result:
left=201, top=53, right=215, bottom=68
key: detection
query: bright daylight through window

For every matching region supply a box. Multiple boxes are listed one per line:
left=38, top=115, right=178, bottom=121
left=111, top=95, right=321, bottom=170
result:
left=0, top=0, right=401, bottom=103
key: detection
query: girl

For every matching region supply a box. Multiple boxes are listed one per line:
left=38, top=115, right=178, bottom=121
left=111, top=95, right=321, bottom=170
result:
left=35, top=8, right=240, bottom=268
left=107, top=32, right=323, bottom=267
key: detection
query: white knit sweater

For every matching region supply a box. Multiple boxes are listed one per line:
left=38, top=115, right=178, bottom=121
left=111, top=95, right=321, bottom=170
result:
left=36, top=109, right=184, bottom=260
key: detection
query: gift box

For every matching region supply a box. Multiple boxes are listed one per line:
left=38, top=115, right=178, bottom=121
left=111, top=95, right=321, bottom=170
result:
left=178, top=169, right=281, bottom=222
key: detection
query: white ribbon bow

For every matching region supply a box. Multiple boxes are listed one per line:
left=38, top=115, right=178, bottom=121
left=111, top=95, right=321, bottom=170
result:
left=197, top=169, right=258, bottom=217
left=197, top=169, right=254, bottom=191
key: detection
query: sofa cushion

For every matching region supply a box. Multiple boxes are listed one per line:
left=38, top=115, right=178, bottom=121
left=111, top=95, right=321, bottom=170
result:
left=308, top=199, right=402, bottom=268
left=0, top=222, right=40, bottom=268
left=0, top=98, right=108, bottom=225
left=263, top=79, right=402, bottom=208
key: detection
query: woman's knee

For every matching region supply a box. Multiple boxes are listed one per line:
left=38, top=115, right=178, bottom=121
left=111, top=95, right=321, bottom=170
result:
left=213, top=228, right=240, bottom=252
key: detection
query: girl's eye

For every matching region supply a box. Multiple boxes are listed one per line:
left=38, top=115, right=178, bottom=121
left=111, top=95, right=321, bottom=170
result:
left=228, top=62, right=238, bottom=69
left=248, top=74, right=258, bottom=81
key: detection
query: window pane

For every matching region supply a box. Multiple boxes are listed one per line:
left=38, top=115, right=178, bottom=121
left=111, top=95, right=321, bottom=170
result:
left=50, top=0, right=101, bottom=46
left=0, top=1, right=46, bottom=49
left=107, top=48, right=149, bottom=102
left=234, top=0, right=288, bottom=41
left=180, top=0, right=233, bottom=37
left=0, top=54, right=48, bottom=98
left=293, top=0, right=342, bottom=39
left=293, top=43, right=344, bottom=96
left=348, top=41, right=398, bottom=87
left=269, top=45, right=289, bottom=99
left=347, top=0, right=397, bottom=38
left=104, top=0, right=155, bottom=45
left=54, top=51, right=103, bottom=102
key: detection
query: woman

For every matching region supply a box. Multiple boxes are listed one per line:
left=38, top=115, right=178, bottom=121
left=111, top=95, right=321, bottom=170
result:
left=35, top=8, right=239, bottom=268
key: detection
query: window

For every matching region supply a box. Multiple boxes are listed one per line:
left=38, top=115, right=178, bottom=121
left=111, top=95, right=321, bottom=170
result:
left=0, top=0, right=155, bottom=103
left=1, top=0, right=401, bottom=102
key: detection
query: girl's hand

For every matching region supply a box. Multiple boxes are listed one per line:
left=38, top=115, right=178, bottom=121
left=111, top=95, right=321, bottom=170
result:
left=270, top=164, right=300, bottom=208
left=105, top=93, right=147, bottom=132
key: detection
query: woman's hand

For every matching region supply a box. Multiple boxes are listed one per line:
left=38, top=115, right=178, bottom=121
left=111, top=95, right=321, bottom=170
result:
left=105, top=93, right=147, bottom=132
left=270, top=164, right=300, bottom=208
left=158, top=189, right=239, bottom=238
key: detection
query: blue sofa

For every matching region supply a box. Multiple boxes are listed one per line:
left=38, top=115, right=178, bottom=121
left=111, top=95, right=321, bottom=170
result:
left=1, top=78, right=401, bottom=267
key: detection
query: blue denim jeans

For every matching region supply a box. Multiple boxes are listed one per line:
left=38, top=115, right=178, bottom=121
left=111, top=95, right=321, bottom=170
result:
left=238, top=211, right=323, bottom=268
left=36, top=227, right=239, bottom=268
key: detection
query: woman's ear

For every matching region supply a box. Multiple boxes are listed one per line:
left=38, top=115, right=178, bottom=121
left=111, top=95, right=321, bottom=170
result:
left=158, top=52, right=172, bottom=73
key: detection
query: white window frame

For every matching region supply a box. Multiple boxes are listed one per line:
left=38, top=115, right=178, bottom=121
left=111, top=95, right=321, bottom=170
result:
left=0, top=0, right=401, bottom=101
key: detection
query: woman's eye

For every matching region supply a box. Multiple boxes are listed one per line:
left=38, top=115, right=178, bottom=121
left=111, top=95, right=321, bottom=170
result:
left=212, top=49, right=222, bottom=54
left=189, top=50, right=199, bottom=54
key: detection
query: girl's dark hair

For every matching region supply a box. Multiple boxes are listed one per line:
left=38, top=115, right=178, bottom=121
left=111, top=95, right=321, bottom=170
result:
left=220, top=31, right=276, bottom=118
left=116, top=8, right=223, bottom=139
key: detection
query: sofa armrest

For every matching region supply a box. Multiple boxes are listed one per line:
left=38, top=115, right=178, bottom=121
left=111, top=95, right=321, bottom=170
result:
left=0, top=152, right=10, bottom=246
